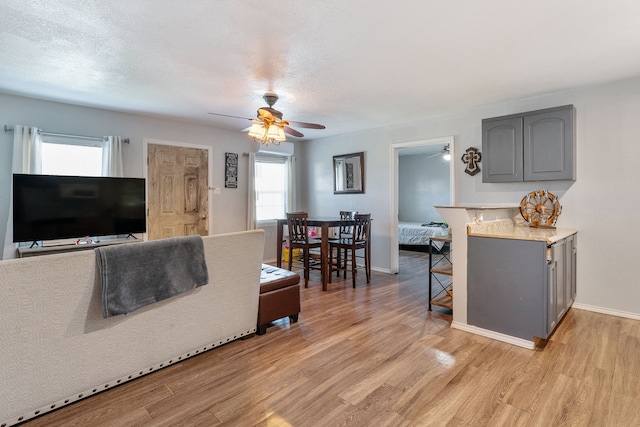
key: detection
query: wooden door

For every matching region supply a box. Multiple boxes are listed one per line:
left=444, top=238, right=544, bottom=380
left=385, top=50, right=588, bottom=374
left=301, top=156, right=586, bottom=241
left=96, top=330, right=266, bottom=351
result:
left=147, top=144, right=209, bottom=240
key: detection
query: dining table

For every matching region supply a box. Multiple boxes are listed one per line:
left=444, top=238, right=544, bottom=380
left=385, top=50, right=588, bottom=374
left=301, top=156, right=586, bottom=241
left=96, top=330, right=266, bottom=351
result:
left=276, top=217, right=356, bottom=291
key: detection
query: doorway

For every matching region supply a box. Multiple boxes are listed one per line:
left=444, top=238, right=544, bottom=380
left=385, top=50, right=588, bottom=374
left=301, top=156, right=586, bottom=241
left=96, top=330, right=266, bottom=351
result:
left=145, top=139, right=212, bottom=240
left=389, top=136, right=455, bottom=273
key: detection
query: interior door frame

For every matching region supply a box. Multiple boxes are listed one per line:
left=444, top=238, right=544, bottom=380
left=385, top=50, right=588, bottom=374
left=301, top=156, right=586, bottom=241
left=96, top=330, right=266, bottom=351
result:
left=389, top=136, right=456, bottom=274
left=143, top=138, right=213, bottom=240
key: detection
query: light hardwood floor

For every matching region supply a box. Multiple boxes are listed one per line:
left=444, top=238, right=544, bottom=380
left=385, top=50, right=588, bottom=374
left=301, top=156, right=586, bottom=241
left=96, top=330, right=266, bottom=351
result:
left=21, top=250, right=640, bottom=426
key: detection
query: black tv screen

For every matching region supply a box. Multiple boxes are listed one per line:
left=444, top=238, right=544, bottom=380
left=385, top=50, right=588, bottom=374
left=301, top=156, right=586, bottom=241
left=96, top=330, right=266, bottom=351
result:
left=13, top=174, right=146, bottom=243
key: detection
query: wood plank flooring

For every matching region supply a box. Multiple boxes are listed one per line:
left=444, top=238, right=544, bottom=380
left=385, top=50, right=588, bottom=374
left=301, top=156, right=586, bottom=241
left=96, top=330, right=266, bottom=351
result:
left=20, top=250, right=640, bottom=426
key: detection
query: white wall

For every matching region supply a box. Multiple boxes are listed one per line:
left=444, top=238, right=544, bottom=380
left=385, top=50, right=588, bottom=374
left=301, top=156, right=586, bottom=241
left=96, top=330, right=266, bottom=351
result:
left=398, top=154, right=450, bottom=222
left=301, top=75, right=640, bottom=317
left=0, top=94, right=258, bottom=257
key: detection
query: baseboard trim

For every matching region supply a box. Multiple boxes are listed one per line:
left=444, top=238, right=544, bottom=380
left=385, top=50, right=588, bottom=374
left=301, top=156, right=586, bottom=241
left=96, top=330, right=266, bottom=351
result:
left=451, top=321, right=536, bottom=350
left=572, top=303, right=640, bottom=320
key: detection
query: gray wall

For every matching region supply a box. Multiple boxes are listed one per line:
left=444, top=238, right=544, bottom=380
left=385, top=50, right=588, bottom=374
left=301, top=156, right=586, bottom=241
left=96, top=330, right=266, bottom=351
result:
left=300, top=74, right=640, bottom=318
left=398, top=154, right=450, bottom=223
left=4, top=74, right=640, bottom=318
left=0, top=93, right=257, bottom=257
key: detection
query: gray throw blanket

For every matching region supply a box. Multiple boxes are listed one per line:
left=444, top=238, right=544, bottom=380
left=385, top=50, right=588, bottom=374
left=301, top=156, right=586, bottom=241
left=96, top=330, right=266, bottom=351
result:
left=96, top=236, right=209, bottom=318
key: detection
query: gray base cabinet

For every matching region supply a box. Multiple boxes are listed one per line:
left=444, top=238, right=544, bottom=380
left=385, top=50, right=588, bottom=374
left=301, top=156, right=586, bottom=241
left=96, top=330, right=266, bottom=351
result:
left=467, top=233, right=576, bottom=341
left=549, top=233, right=577, bottom=332
left=482, top=105, right=575, bottom=182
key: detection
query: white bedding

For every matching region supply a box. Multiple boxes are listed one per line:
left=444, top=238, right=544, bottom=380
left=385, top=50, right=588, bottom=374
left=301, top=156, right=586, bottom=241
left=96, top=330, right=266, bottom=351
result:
left=398, top=221, right=449, bottom=250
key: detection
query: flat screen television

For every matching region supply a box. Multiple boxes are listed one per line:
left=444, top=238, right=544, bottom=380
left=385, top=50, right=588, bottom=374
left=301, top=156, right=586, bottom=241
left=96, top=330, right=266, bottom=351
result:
left=13, top=174, right=146, bottom=243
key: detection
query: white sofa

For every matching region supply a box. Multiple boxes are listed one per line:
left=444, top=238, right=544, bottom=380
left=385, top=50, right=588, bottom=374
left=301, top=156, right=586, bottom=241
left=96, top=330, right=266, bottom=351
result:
left=0, top=230, right=264, bottom=426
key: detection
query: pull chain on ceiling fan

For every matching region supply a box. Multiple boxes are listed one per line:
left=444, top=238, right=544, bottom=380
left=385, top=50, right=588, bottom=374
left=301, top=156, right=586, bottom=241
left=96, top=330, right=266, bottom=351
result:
left=208, top=93, right=326, bottom=146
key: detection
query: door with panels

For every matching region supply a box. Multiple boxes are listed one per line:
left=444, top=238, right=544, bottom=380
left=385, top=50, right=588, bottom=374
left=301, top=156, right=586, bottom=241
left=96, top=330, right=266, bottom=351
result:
left=147, top=143, right=209, bottom=240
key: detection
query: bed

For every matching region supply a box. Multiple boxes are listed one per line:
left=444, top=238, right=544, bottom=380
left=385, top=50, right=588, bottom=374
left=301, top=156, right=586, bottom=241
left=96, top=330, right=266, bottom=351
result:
left=398, top=221, right=449, bottom=251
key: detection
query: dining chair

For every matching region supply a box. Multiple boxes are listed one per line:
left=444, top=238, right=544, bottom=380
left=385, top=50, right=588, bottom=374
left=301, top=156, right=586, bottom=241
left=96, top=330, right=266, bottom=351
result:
left=329, top=213, right=371, bottom=287
left=286, top=212, right=322, bottom=287
left=331, top=210, right=357, bottom=277
left=338, top=210, right=357, bottom=235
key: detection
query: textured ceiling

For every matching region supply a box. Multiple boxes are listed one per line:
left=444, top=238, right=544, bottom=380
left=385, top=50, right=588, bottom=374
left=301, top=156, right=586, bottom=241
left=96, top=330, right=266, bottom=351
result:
left=1, top=1, right=640, bottom=140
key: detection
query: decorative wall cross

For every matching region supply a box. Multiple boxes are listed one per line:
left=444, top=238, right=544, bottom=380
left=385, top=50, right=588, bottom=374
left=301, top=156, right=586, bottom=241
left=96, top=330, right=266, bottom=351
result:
left=462, top=147, right=481, bottom=176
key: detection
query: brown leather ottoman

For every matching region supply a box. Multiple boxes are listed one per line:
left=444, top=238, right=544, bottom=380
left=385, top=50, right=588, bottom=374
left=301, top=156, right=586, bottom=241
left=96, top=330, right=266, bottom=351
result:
left=257, top=264, right=301, bottom=335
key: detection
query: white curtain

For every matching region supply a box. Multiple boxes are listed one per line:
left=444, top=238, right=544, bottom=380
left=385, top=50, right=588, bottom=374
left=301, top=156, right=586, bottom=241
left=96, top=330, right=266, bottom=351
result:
left=286, top=155, right=296, bottom=212
left=246, top=152, right=257, bottom=230
left=102, top=136, right=124, bottom=177
left=3, top=125, right=42, bottom=259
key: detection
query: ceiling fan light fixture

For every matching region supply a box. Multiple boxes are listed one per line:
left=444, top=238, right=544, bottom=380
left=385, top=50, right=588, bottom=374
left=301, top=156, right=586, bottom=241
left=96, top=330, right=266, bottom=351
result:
left=248, top=122, right=285, bottom=146
left=443, top=144, right=451, bottom=161
left=248, top=122, right=265, bottom=138
left=267, top=124, right=281, bottom=139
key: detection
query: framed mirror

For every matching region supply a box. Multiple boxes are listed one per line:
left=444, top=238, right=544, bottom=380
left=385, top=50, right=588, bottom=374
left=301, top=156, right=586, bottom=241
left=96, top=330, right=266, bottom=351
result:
left=333, top=152, right=365, bottom=194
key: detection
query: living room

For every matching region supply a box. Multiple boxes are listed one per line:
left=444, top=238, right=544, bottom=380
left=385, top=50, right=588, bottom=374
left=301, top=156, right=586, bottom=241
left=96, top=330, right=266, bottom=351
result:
left=2, top=1, right=640, bottom=425
left=3, top=75, right=639, bottom=321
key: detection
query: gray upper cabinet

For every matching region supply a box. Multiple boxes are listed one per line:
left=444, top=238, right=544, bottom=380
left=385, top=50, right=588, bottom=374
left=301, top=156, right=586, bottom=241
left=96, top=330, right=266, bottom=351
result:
left=482, top=105, right=575, bottom=182
left=482, top=116, right=524, bottom=182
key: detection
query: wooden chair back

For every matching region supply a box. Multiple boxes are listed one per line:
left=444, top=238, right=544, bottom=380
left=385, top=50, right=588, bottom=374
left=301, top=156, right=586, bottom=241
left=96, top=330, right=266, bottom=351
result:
left=352, top=213, right=371, bottom=243
left=286, top=212, right=310, bottom=244
left=338, top=210, right=357, bottom=236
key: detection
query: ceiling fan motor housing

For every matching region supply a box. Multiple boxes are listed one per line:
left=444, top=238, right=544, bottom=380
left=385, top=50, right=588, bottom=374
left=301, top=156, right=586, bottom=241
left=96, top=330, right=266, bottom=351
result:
left=258, top=107, right=284, bottom=121
left=259, top=93, right=284, bottom=121
left=263, top=93, right=279, bottom=107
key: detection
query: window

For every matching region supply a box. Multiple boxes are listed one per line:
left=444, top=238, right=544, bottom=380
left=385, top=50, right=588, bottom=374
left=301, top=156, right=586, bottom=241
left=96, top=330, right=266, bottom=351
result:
left=41, top=135, right=103, bottom=176
left=255, top=156, right=289, bottom=221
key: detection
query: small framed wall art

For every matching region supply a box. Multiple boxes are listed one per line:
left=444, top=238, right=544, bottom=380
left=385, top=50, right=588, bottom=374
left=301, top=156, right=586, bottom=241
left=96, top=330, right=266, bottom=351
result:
left=225, top=152, right=238, bottom=188
left=333, top=152, right=365, bottom=194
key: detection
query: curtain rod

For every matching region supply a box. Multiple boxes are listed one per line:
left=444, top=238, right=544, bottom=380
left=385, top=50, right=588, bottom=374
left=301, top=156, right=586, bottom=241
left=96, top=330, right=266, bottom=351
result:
left=3, top=125, right=130, bottom=144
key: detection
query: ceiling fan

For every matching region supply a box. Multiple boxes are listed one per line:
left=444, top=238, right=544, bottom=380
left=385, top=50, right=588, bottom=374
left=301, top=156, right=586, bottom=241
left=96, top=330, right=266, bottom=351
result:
left=208, top=93, right=326, bottom=145
left=425, top=144, right=451, bottom=161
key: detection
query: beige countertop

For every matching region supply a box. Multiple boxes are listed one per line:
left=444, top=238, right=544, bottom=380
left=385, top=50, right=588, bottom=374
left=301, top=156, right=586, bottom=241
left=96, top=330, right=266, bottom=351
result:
left=435, top=204, right=519, bottom=210
left=467, top=219, right=577, bottom=244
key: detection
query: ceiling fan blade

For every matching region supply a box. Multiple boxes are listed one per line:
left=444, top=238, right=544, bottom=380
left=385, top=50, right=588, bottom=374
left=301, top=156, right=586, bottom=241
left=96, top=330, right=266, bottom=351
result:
left=425, top=152, right=444, bottom=160
left=207, top=112, right=254, bottom=121
left=284, top=126, right=304, bottom=138
left=287, top=120, right=326, bottom=129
